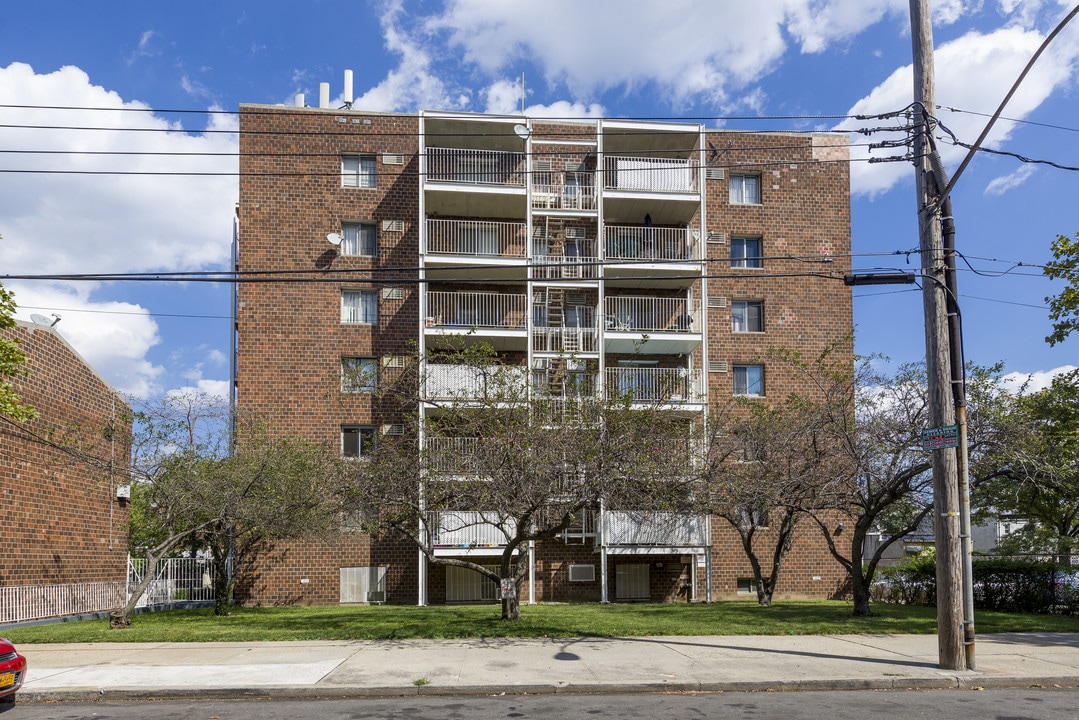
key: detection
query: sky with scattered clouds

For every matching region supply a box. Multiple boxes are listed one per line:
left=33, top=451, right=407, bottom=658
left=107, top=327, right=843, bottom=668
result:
left=1, top=0, right=1077, bottom=398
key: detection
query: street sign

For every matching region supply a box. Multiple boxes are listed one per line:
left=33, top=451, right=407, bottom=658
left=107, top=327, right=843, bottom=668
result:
left=921, top=424, right=959, bottom=450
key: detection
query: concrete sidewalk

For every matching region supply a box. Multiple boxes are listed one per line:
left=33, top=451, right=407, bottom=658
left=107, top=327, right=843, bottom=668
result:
left=15, top=633, right=1079, bottom=702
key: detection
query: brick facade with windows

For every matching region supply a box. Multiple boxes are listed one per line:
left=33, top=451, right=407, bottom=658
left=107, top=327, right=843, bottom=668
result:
left=235, top=106, right=852, bottom=607
left=0, top=322, right=131, bottom=594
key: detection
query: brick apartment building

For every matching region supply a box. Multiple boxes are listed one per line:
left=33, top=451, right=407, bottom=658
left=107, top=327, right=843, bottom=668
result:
left=234, top=100, right=853, bottom=607
left=0, top=320, right=131, bottom=622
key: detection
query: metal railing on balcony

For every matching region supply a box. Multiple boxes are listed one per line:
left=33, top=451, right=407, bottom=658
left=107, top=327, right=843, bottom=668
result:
left=603, top=511, right=710, bottom=546
left=426, top=291, right=528, bottom=329
left=427, top=147, right=526, bottom=187
left=605, top=225, right=697, bottom=262
left=425, top=436, right=479, bottom=473
left=424, top=364, right=529, bottom=401
left=531, top=370, right=598, bottom=398
left=430, top=511, right=515, bottom=547
left=603, top=297, right=699, bottom=333
left=606, top=367, right=705, bottom=403
left=532, top=327, right=599, bottom=353
left=532, top=240, right=600, bottom=279
left=603, top=155, right=697, bottom=193
left=427, top=219, right=528, bottom=258
left=532, top=171, right=597, bottom=210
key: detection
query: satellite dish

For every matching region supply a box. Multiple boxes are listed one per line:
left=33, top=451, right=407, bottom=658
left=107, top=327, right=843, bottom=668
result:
left=30, top=313, right=61, bottom=327
left=326, top=233, right=343, bottom=246
left=513, top=123, right=531, bottom=140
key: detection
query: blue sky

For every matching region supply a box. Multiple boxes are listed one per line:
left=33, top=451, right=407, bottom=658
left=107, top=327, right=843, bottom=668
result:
left=1, top=0, right=1077, bottom=398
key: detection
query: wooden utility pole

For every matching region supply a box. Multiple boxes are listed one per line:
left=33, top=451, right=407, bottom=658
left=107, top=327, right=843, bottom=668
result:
left=909, top=0, right=965, bottom=671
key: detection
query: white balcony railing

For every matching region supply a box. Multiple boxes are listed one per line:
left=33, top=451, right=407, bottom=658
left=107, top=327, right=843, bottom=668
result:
left=424, top=364, right=529, bottom=401
left=532, top=240, right=600, bottom=279
left=603, top=511, right=710, bottom=546
left=427, top=147, right=526, bottom=187
left=605, top=225, right=697, bottom=262
left=427, top=219, right=528, bottom=258
left=531, top=370, right=598, bottom=398
left=603, top=297, right=699, bottom=333
left=532, top=171, right=597, bottom=210
left=426, top=291, right=528, bottom=329
left=606, top=367, right=704, bottom=403
left=603, top=155, right=697, bottom=193
left=431, top=511, right=515, bottom=547
left=532, top=327, right=599, bottom=353
left=425, top=436, right=479, bottom=473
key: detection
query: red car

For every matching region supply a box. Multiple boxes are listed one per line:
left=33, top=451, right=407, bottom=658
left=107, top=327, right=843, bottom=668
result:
left=0, top=638, right=26, bottom=702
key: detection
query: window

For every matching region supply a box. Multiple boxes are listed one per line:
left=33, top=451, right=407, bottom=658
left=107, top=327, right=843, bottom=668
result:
left=341, top=222, right=377, bottom=256
left=342, top=155, right=376, bottom=188
left=733, top=364, right=765, bottom=396
left=731, top=300, right=764, bottom=333
left=342, top=357, right=377, bottom=392
left=730, top=237, right=762, bottom=268
left=729, top=173, right=761, bottom=204
left=342, top=290, right=378, bottom=324
left=342, top=426, right=377, bottom=458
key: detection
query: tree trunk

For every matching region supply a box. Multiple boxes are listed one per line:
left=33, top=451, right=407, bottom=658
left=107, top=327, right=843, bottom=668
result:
left=850, top=571, right=873, bottom=616
left=501, top=594, right=520, bottom=620
left=110, top=551, right=164, bottom=628
left=211, top=542, right=232, bottom=616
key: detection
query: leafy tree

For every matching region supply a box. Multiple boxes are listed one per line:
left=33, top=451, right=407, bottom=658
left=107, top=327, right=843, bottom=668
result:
left=1045, top=232, right=1079, bottom=346
left=0, top=273, right=38, bottom=421
left=117, top=391, right=349, bottom=626
left=350, top=345, right=693, bottom=620
left=699, top=348, right=853, bottom=607
left=976, top=368, right=1079, bottom=564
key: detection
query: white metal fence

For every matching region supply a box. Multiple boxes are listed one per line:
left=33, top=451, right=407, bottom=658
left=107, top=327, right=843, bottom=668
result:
left=128, top=556, right=216, bottom=608
left=0, top=581, right=125, bottom=624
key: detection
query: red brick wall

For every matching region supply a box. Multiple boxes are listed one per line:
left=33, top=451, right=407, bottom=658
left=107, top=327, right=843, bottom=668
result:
left=0, top=322, right=131, bottom=588
left=235, top=107, right=854, bottom=606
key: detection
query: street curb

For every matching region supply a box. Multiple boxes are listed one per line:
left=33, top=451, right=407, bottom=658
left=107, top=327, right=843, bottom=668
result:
left=13, top=676, right=1079, bottom=703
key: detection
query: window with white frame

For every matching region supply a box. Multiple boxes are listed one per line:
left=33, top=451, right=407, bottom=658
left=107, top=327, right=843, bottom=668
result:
left=729, top=174, right=761, bottom=204
left=730, top=237, right=762, bottom=268
left=341, top=290, right=378, bottom=324
left=731, top=300, right=764, bottom=333
left=342, top=357, right=377, bottom=392
left=342, top=154, right=376, bottom=188
left=342, top=425, right=377, bottom=458
left=341, top=222, right=377, bottom=256
left=733, top=364, right=765, bottom=396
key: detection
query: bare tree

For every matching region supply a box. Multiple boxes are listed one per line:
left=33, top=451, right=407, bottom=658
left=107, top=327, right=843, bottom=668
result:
left=804, top=360, right=1011, bottom=616
left=350, top=346, right=693, bottom=620
left=700, top=360, right=848, bottom=607
left=117, top=391, right=348, bottom=626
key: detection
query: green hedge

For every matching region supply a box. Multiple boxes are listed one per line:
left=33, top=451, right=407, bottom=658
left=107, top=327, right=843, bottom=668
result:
left=875, top=557, right=1078, bottom=615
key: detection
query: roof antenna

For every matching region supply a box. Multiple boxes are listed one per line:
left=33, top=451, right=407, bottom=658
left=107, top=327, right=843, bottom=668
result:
left=342, top=69, right=354, bottom=110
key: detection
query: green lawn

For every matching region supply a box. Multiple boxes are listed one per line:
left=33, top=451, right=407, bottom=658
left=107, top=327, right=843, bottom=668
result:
left=6, top=601, right=1079, bottom=644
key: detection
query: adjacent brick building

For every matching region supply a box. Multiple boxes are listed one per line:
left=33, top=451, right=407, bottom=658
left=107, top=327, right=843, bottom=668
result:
left=234, top=101, right=853, bottom=606
left=0, top=320, right=131, bottom=622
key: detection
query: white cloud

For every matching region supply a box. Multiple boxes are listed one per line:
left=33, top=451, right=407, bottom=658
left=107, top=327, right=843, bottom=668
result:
left=425, top=1, right=912, bottom=108
left=984, top=163, right=1037, bottom=194
left=0, top=63, right=236, bottom=275
left=0, top=62, right=236, bottom=397
left=8, top=282, right=164, bottom=397
left=482, top=79, right=605, bottom=117
left=839, top=24, right=1076, bottom=196
left=352, top=0, right=462, bottom=112
left=1000, top=364, right=1077, bottom=393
